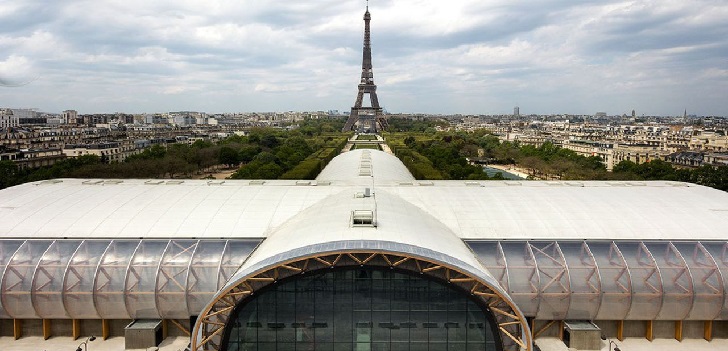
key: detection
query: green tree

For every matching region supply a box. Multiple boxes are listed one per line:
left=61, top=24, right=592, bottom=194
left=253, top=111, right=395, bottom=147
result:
left=219, top=147, right=240, bottom=167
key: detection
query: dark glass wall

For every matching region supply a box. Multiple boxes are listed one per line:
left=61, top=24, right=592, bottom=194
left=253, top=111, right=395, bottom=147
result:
left=224, top=268, right=499, bottom=351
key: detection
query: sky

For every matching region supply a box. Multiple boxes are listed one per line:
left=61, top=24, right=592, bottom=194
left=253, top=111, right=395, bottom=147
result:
left=0, top=1, right=727, bottom=116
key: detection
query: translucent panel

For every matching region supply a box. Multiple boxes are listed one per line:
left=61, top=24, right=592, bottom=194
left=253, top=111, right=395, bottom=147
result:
left=589, top=242, right=631, bottom=320
left=615, top=242, right=662, bottom=320
left=95, top=240, right=139, bottom=319
left=700, top=241, right=728, bottom=319
left=500, top=242, right=539, bottom=316
left=467, top=242, right=508, bottom=291
left=530, top=242, right=570, bottom=320
left=64, top=240, right=112, bottom=318
left=645, top=242, right=693, bottom=320
left=125, top=240, right=167, bottom=318
left=31, top=240, right=82, bottom=318
left=560, top=242, right=600, bottom=320
left=218, top=240, right=259, bottom=289
left=0, top=240, right=24, bottom=318
left=1, top=240, right=52, bottom=318
left=674, top=242, right=722, bottom=320
left=157, top=240, right=198, bottom=318
left=187, top=240, right=227, bottom=315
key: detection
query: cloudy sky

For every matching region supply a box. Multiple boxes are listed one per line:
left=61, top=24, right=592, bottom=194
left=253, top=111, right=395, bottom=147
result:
left=1, top=0, right=727, bottom=116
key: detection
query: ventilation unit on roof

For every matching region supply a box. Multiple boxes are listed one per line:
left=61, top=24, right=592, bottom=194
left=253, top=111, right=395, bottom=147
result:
left=82, top=180, right=104, bottom=185
left=352, top=210, right=375, bottom=227
left=37, top=179, right=63, bottom=185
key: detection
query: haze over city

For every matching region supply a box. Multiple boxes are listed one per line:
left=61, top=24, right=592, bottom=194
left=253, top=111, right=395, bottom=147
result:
left=1, top=0, right=727, bottom=116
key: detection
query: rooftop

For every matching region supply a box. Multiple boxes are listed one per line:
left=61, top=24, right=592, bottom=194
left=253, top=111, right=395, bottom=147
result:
left=0, top=149, right=726, bottom=241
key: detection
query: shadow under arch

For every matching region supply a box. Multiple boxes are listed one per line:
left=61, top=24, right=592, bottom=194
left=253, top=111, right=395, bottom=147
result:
left=191, top=241, right=532, bottom=351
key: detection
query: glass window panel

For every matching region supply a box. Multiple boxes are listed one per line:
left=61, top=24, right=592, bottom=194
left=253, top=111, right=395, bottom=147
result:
left=559, top=242, right=600, bottom=320
left=219, top=240, right=260, bottom=289
left=615, top=242, right=662, bottom=320
left=224, top=267, right=497, bottom=351
left=530, top=242, right=570, bottom=320
left=589, top=242, right=631, bottom=320
left=465, top=241, right=508, bottom=291
left=1, top=240, right=53, bottom=318
left=32, top=240, right=82, bottom=318
left=699, top=242, right=728, bottom=319
left=157, top=239, right=198, bottom=319
left=187, top=240, right=227, bottom=315
left=644, top=242, right=693, bottom=320
left=94, top=240, right=139, bottom=318
left=674, top=242, right=723, bottom=320
left=500, top=242, right=539, bottom=316
left=0, top=240, right=25, bottom=318
left=125, top=240, right=167, bottom=318
left=64, top=240, right=111, bottom=319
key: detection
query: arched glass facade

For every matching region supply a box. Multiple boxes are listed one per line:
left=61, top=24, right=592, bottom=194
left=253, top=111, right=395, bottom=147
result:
left=0, top=239, right=260, bottom=319
left=467, top=240, right=728, bottom=321
left=224, top=267, right=499, bottom=351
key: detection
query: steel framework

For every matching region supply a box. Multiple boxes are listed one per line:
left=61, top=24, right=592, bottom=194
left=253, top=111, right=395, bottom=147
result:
left=342, top=5, right=388, bottom=133
left=192, top=250, right=531, bottom=351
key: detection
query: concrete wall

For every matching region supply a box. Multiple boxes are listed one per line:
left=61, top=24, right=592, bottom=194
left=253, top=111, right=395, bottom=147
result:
left=21, top=319, right=42, bottom=337
left=623, top=320, right=646, bottom=338
left=0, top=319, right=12, bottom=336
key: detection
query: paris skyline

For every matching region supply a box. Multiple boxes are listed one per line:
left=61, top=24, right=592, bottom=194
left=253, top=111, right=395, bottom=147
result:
left=1, top=0, right=727, bottom=116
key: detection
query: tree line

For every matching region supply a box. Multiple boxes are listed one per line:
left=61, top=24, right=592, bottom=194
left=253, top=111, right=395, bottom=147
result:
left=386, top=129, right=728, bottom=191
left=0, top=118, right=349, bottom=189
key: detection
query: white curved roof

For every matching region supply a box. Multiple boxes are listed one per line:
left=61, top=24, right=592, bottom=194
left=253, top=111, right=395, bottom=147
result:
left=316, top=149, right=415, bottom=184
left=241, top=189, right=485, bottom=273
left=0, top=179, right=346, bottom=239
left=0, top=150, right=726, bottom=241
left=385, top=180, right=728, bottom=240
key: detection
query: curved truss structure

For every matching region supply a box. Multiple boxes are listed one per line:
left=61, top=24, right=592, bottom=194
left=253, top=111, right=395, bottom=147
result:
left=192, top=250, right=532, bottom=351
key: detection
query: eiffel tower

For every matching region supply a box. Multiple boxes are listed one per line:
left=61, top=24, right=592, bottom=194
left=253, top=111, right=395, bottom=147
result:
left=342, top=1, right=387, bottom=133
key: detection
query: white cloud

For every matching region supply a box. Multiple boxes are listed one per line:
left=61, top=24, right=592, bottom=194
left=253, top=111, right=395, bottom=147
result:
left=0, top=0, right=726, bottom=115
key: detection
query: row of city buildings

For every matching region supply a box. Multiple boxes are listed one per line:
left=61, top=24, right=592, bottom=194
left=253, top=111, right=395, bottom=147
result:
left=3, top=107, right=728, bottom=173
left=0, top=107, right=339, bottom=170
left=450, top=113, right=728, bottom=170
left=1, top=108, right=331, bottom=128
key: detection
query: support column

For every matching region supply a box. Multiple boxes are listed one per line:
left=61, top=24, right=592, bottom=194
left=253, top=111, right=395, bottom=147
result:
left=528, top=317, right=535, bottom=340
left=13, top=319, right=22, bottom=340
left=559, top=321, right=564, bottom=341
left=704, top=321, right=713, bottom=341
left=675, top=320, right=683, bottom=341
left=42, top=319, right=51, bottom=340
left=162, top=319, right=168, bottom=339
left=72, top=319, right=81, bottom=340
left=102, top=319, right=110, bottom=340
left=616, top=320, right=624, bottom=341
left=646, top=320, right=654, bottom=341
